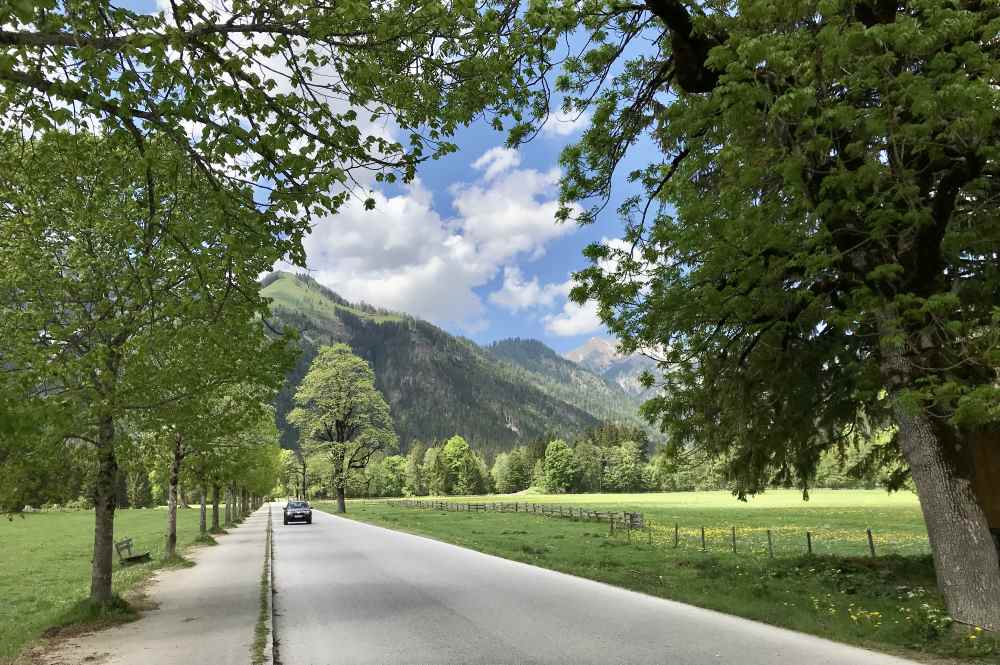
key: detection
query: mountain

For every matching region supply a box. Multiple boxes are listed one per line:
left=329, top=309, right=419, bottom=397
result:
left=263, top=272, right=644, bottom=455
left=565, top=337, right=658, bottom=399
left=484, top=338, right=645, bottom=429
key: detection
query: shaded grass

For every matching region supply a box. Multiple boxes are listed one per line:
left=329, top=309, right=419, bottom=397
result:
left=0, top=508, right=204, bottom=664
left=324, top=496, right=997, bottom=663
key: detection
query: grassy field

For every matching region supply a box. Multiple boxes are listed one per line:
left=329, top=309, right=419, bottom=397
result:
left=387, top=489, right=933, bottom=557
left=324, top=490, right=996, bottom=662
left=0, top=508, right=206, bottom=664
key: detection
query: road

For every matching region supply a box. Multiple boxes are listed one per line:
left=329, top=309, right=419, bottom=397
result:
left=272, top=506, right=917, bottom=665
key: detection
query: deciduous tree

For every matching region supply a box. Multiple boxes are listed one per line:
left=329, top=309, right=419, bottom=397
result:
left=501, top=0, right=1000, bottom=628
left=288, top=344, right=397, bottom=513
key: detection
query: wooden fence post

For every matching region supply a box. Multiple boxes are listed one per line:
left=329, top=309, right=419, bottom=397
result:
left=867, top=528, right=876, bottom=557
left=674, top=523, right=679, bottom=548
left=731, top=526, right=737, bottom=554
left=701, top=526, right=706, bottom=551
left=806, top=531, right=813, bottom=555
left=767, top=529, right=774, bottom=558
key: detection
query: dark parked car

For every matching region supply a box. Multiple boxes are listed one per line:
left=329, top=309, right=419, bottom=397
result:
left=283, top=500, right=312, bottom=525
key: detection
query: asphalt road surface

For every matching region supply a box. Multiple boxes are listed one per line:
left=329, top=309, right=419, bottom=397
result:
left=272, top=506, right=917, bottom=665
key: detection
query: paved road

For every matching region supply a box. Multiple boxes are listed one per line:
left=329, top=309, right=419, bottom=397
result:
left=41, top=507, right=269, bottom=665
left=272, top=506, right=917, bottom=665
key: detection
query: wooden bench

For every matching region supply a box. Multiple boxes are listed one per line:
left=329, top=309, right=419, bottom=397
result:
left=115, top=538, right=151, bottom=566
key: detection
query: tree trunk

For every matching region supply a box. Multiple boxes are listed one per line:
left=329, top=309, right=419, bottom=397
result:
left=211, top=484, right=221, bottom=532
left=90, top=412, right=118, bottom=604
left=336, top=485, right=347, bottom=514
left=882, top=331, right=1000, bottom=630
left=301, top=458, right=308, bottom=499
left=164, top=433, right=182, bottom=559
left=199, top=486, right=207, bottom=535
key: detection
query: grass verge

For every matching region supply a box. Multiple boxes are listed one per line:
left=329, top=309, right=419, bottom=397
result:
left=0, top=508, right=207, bottom=664
left=322, top=498, right=997, bottom=663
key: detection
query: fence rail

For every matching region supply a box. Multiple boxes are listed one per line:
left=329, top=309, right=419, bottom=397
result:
left=386, top=499, right=645, bottom=529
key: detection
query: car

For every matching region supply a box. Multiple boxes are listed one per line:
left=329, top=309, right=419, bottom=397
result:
left=283, top=500, right=312, bottom=525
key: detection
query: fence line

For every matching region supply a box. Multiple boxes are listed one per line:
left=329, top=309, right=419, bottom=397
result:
left=378, top=499, right=928, bottom=559
left=386, top=499, right=645, bottom=529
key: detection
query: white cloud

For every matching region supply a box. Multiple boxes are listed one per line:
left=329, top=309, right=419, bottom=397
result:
left=471, top=147, right=521, bottom=181
left=284, top=146, right=575, bottom=331
left=541, top=110, right=591, bottom=137
left=544, top=299, right=603, bottom=337
left=489, top=267, right=569, bottom=312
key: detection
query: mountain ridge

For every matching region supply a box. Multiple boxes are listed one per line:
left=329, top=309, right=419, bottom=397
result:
left=263, top=272, right=644, bottom=455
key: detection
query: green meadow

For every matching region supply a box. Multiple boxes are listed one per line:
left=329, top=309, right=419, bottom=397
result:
left=0, top=508, right=204, bottom=664
left=328, top=490, right=996, bottom=662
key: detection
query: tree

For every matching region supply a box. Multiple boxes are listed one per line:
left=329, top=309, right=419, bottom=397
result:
left=0, top=0, right=536, bottom=261
left=543, top=440, right=577, bottom=494
left=500, top=0, right=1000, bottom=628
left=441, top=435, right=487, bottom=496
left=603, top=441, right=645, bottom=493
left=288, top=344, right=397, bottom=513
left=404, top=442, right=427, bottom=496
left=0, top=131, right=290, bottom=604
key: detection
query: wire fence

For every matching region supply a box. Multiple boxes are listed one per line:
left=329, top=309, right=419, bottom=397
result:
left=382, top=498, right=931, bottom=558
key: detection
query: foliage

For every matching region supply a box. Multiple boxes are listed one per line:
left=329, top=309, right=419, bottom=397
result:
left=289, top=344, right=397, bottom=504
left=0, top=0, right=539, bottom=266
left=542, top=440, right=577, bottom=494
left=493, top=0, right=1000, bottom=627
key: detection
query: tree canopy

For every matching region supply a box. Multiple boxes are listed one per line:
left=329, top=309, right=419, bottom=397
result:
left=497, top=0, right=1000, bottom=629
left=288, top=344, right=397, bottom=512
left=0, top=0, right=541, bottom=264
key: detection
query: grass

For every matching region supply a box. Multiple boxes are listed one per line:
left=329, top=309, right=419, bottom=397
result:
left=0, top=507, right=205, bottom=664
left=251, top=508, right=272, bottom=665
left=322, top=490, right=997, bottom=663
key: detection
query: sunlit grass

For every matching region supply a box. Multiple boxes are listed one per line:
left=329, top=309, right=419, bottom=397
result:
left=0, top=508, right=204, bottom=664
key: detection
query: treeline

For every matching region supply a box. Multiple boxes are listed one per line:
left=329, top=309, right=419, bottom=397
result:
left=283, top=421, right=898, bottom=500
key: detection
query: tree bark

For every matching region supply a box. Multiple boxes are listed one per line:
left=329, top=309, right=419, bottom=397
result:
left=90, top=412, right=118, bottom=604
left=882, top=331, right=1000, bottom=630
left=164, top=432, right=182, bottom=559
left=199, top=486, right=207, bottom=535
left=301, top=457, right=308, bottom=499
left=224, top=486, right=232, bottom=526
left=211, top=484, right=220, bottom=532
left=336, top=485, right=347, bottom=514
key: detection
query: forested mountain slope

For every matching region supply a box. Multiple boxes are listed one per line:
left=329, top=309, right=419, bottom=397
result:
left=264, top=272, right=641, bottom=454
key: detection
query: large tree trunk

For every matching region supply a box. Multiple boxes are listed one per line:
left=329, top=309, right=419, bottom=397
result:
left=882, top=332, right=1000, bottom=631
left=224, top=486, right=232, bottom=527
left=90, top=412, right=118, bottom=604
left=211, top=484, right=221, bottom=532
left=199, top=486, right=207, bottom=535
left=164, top=433, right=182, bottom=559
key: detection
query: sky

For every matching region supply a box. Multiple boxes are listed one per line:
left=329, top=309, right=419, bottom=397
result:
left=139, top=0, right=652, bottom=353
left=289, top=117, right=644, bottom=353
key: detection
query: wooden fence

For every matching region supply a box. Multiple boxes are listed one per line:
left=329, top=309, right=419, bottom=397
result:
left=386, top=499, right=645, bottom=529
left=375, top=499, right=929, bottom=558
